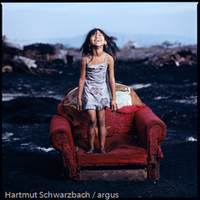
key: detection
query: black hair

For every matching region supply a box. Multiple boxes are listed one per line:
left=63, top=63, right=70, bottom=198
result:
left=79, top=28, right=117, bottom=60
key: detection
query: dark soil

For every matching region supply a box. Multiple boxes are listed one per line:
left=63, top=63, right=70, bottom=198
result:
left=2, top=62, right=198, bottom=198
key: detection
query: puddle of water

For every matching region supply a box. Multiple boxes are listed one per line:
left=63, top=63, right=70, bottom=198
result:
left=174, top=96, right=197, bottom=105
left=13, top=138, right=20, bottom=141
left=3, top=138, right=56, bottom=153
left=154, top=96, right=169, bottom=100
left=32, top=146, right=55, bottom=152
left=2, top=132, right=14, bottom=141
left=21, top=142, right=32, bottom=146
left=2, top=93, right=64, bottom=101
left=154, top=95, right=197, bottom=105
left=186, top=137, right=197, bottom=142
left=2, top=93, right=29, bottom=101
left=128, top=83, right=151, bottom=90
left=162, top=129, right=197, bottom=145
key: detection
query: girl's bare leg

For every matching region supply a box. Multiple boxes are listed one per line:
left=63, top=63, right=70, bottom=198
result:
left=97, top=108, right=106, bottom=152
left=86, top=109, right=97, bottom=151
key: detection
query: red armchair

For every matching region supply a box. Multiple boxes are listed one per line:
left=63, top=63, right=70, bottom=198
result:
left=49, top=83, right=167, bottom=181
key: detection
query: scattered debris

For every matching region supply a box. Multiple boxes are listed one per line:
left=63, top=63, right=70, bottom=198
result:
left=2, top=36, right=70, bottom=74
left=162, top=41, right=181, bottom=48
left=2, top=36, right=23, bottom=51
left=2, top=65, right=13, bottom=73
left=123, top=41, right=139, bottom=49
left=2, top=36, right=197, bottom=74
left=116, top=44, right=197, bottom=67
left=151, top=47, right=197, bottom=67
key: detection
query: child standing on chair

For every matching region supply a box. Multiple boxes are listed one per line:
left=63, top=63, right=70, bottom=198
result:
left=77, top=28, right=117, bottom=154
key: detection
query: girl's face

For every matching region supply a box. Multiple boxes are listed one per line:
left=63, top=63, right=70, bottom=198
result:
left=89, top=30, right=107, bottom=47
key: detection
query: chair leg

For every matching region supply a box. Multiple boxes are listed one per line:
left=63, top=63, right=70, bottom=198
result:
left=155, top=161, right=160, bottom=180
left=147, top=161, right=160, bottom=180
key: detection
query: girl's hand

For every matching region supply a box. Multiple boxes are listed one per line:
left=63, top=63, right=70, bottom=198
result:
left=111, top=99, right=117, bottom=112
left=76, top=100, right=82, bottom=112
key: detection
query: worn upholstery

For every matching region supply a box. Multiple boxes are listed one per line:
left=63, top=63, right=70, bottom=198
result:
left=49, top=84, right=167, bottom=181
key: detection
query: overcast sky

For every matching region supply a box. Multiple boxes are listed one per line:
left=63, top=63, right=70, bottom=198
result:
left=2, top=2, right=198, bottom=43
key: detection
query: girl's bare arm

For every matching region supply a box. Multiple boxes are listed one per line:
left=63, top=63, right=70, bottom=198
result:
left=77, top=57, right=87, bottom=111
left=107, top=55, right=117, bottom=111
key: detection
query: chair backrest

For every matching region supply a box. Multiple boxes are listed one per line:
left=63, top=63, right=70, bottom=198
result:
left=64, top=83, right=143, bottom=108
left=61, top=83, right=144, bottom=139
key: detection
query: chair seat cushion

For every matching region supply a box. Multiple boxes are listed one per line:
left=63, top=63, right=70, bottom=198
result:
left=76, top=134, right=147, bottom=167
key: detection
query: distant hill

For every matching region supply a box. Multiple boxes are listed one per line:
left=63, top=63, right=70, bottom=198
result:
left=16, top=32, right=197, bottom=48
left=109, top=32, right=197, bottom=48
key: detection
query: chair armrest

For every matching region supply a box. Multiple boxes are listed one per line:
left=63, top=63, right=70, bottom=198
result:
left=49, top=114, right=80, bottom=181
left=134, top=107, right=167, bottom=162
left=50, top=115, right=74, bottom=152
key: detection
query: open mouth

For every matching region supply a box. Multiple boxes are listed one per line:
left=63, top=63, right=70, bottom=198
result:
left=95, top=39, right=101, bottom=43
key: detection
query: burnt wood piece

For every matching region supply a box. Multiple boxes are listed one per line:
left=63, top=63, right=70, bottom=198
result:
left=80, top=169, right=147, bottom=181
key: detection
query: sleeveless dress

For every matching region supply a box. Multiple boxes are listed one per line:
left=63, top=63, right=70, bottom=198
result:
left=81, top=53, right=111, bottom=111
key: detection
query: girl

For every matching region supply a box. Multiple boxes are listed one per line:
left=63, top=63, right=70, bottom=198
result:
left=76, top=28, right=117, bottom=154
